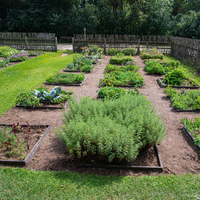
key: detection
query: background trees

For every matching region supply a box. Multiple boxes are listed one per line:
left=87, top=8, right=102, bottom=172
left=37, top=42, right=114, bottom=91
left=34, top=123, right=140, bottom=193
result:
left=1, top=0, right=200, bottom=38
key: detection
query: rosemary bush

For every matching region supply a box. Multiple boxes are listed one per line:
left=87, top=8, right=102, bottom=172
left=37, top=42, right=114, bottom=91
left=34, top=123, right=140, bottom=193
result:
left=56, top=95, right=166, bottom=163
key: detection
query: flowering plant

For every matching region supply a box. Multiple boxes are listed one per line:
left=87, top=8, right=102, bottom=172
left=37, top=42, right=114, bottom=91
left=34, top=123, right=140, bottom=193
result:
left=9, top=51, right=28, bottom=62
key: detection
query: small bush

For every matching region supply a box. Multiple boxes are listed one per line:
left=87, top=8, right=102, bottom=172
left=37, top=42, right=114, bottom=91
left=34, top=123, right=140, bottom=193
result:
left=80, top=65, right=93, bottom=73
left=106, top=48, right=121, bottom=55
left=141, top=48, right=164, bottom=59
left=144, top=61, right=165, bottom=75
left=122, top=48, right=137, bottom=56
left=0, top=59, right=10, bottom=68
left=46, top=73, right=85, bottom=84
left=0, top=46, right=19, bottom=58
left=55, top=95, right=166, bottom=164
left=9, top=51, right=28, bottom=62
left=97, top=86, right=139, bottom=99
left=109, top=56, right=135, bottom=65
left=104, top=64, right=140, bottom=73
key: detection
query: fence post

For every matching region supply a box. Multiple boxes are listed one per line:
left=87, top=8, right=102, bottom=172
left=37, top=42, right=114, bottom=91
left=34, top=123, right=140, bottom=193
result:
left=104, top=38, right=106, bottom=55
left=25, top=36, right=28, bottom=50
left=72, top=37, right=74, bottom=53
left=176, top=43, right=178, bottom=60
left=55, top=37, right=57, bottom=52
left=195, top=42, right=199, bottom=66
left=137, top=39, right=140, bottom=54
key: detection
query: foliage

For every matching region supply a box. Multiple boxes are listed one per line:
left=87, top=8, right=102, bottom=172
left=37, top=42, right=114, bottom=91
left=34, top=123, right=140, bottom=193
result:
left=99, top=71, right=144, bottom=87
left=0, top=59, right=10, bottom=68
left=163, top=68, right=186, bottom=85
left=106, top=48, right=137, bottom=56
left=164, top=87, right=200, bottom=110
left=9, top=51, right=28, bottom=62
left=46, top=73, right=85, bottom=84
left=109, top=56, right=135, bottom=65
left=0, top=123, right=27, bottom=159
left=55, top=95, right=166, bottom=163
left=144, top=60, right=179, bottom=75
left=97, top=86, right=139, bottom=99
left=16, top=86, right=73, bottom=107
left=104, top=64, right=140, bottom=73
left=80, top=65, right=93, bottom=73
left=181, top=117, right=200, bottom=146
left=27, top=50, right=43, bottom=56
left=106, top=48, right=122, bottom=55
left=141, top=48, right=164, bottom=59
left=0, top=46, right=19, bottom=58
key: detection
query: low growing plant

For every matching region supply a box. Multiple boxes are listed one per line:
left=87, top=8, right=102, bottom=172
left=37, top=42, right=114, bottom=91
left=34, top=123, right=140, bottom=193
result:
left=9, top=51, right=28, bottom=62
left=164, top=87, right=200, bottom=110
left=0, top=59, right=10, bottom=68
left=109, top=56, right=135, bottom=65
left=97, top=86, right=139, bottom=99
left=0, top=46, right=19, bottom=58
left=55, top=95, right=166, bottom=164
left=141, top=48, right=164, bottom=59
left=181, top=117, right=200, bottom=146
left=16, top=86, right=73, bottom=107
left=106, top=48, right=121, bottom=55
left=46, top=73, right=85, bottom=84
left=104, top=64, right=140, bottom=73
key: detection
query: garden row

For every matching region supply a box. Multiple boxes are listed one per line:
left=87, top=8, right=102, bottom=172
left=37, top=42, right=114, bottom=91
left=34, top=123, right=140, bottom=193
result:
left=0, top=46, right=199, bottom=170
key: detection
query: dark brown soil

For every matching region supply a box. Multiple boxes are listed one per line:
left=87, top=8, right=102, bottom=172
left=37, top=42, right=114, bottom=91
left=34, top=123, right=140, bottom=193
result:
left=0, top=125, right=46, bottom=160
left=0, top=55, right=200, bottom=176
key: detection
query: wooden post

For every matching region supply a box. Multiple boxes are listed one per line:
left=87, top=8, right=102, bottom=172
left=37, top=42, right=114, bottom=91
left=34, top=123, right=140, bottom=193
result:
left=137, top=39, right=140, bottom=54
left=84, top=28, right=86, bottom=40
left=104, top=38, right=106, bottom=55
left=25, top=36, right=28, bottom=50
left=55, top=37, right=57, bottom=52
left=72, top=37, right=74, bottom=53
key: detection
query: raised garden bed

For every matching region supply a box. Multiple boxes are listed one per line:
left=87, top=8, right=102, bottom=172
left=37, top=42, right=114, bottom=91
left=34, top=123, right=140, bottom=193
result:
left=45, top=73, right=86, bottom=86
left=78, top=144, right=163, bottom=172
left=183, top=126, right=200, bottom=152
left=157, top=78, right=198, bottom=89
left=0, top=124, right=51, bottom=166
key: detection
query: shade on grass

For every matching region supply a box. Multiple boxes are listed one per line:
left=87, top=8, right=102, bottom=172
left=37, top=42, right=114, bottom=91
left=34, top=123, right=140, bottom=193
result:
left=0, top=51, right=81, bottom=116
left=0, top=167, right=200, bottom=199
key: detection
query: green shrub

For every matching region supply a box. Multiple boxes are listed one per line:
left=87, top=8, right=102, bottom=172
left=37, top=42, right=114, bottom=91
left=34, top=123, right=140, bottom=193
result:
left=122, top=48, right=137, bottom=56
left=164, top=87, right=200, bottom=110
left=106, top=48, right=121, bottom=55
left=0, top=59, right=10, bottom=68
left=80, top=65, right=93, bottom=73
left=46, top=73, right=85, bottom=84
left=55, top=95, right=166, bottom=163
left=163, top=68, right=186, bottom=85
left=0, top=46, right=19, bottom=58
left=97, top=86, right=139, bottom=99
left=144, top=61, right=165, bottom=75
left=141, top=48, right=164, bottom=59
left=104, top=64, right=140, bottom=73
left=99, top=71, right=144, bottom=87
left=109, top=56, right=135, bottom=65
left=181, top=117, right=200, bottom=146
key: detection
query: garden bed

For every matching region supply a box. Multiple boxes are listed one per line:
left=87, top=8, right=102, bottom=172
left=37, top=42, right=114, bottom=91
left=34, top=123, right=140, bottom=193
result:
left=157, top=78, right=198, bottom=89
left=183, top=126, right=200, bottom=152
left=0, top=124, right=51, bottom=166
left=78, top=145, right=163, bottom=172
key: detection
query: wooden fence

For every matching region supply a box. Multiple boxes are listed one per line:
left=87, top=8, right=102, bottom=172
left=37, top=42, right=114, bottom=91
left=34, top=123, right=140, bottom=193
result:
left=72, top=34, right=171, bottom=54
left=171, top=36, right=200, bottom=67
left=0, top=32, right=57, bottom=51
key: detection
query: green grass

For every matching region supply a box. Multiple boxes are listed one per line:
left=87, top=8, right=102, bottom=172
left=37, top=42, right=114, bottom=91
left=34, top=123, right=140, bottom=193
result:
left=0, top=50, right=81, bottom=116
left=164, top=56, right=200, bottom=86
left=0, top=167, right=199, bottom=199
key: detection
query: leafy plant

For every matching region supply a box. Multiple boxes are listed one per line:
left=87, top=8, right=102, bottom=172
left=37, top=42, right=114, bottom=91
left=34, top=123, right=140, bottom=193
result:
left=99, top=71, right=144, bottom=87
left=106, top=48, right=121, bottom=55
left=144, top=61, right=165, bottom=75
left=163, top=68, right=186, bottom=85
left=9, top=51, right=28, bottom=62
left=46, top=73, right=85, bottom=84
left=55, top=95, right=166, bottom=164
left=164, top=87, right=200, bottom=110
left=16, top=86, right=73, bottom=107
left=141, top=48, right=164, bottom=59
left=0, top=59, right=10, bottom=68
left=27, top=50, right=43, bottom=56
left=181, top=117, right=200, bottom=146
left=122, top=48, right=137, bottom=56
left=80, top=65, right=93, bottom=73
left=109, top=56, right=135, bottom=65
left=0, top=46, right=19, bottom=58
left=104, top=64, right=140, bottom=73
left=97, top=86, right=139, bottom=99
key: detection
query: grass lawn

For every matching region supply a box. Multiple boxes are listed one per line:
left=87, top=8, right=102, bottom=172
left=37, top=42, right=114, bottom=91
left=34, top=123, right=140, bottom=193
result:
left=0, top=52, right=200, bottom=199
left=0, top=167, right=200, bottom=199
left=0, top=50, right=81, bottom=116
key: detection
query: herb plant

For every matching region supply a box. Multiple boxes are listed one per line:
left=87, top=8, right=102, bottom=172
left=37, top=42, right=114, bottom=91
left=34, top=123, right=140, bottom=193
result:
left=0, top=59, right=10, bottom=68
left=164, top=87, right=200, bottom=110
left=109, top=55, right=135, bottom=65
left=104, top=64, right=140, bottom=73
left=141, top=48, right=164, bottom=59
left=106, top=48, right=137, bottom=56
left=55, top=95, right=166, bottom=164
left=97, top=86, right=139, bottom=99
left=46, top=73, right=85, bottom=84
left=181, top=117, right=200, bottom=146
left=16, top=86, right=73, bottom=107
left=9, top=51, right=28, bottom=62
left=0, top=46, right=19, bottom=58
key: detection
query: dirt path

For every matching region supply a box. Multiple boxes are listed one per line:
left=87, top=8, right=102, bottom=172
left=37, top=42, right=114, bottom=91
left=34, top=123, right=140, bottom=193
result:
left=0, top=55, right=199, bottom=176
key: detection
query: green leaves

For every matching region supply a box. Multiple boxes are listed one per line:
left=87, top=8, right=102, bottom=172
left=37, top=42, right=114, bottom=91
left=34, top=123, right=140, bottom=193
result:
left=56, top=95, right=166, bottom=164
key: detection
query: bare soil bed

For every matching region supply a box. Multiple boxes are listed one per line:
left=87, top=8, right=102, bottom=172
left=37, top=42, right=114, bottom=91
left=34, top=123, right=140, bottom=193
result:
left=0, top=55, right=199, bottom=176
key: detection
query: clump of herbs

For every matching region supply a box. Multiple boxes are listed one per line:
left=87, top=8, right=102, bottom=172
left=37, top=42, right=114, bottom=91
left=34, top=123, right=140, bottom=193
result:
left=55, top=95, right=166, bottom=164
left=46, top=73, right=85, bottom=84
left=106, top=48, right=137, bottom=56
left=97, top=86, right=139, bottom=99
left=164, top=87, right=200, bottom=110
left=104, top=64, right=140, bottom=73
left=181, top=117, right=200, bottom=146
left=109, top=55, right=135, bottom=65
left=141, top=48, right=164, bottom=59
left=0, top=59, right=10, bottom=68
